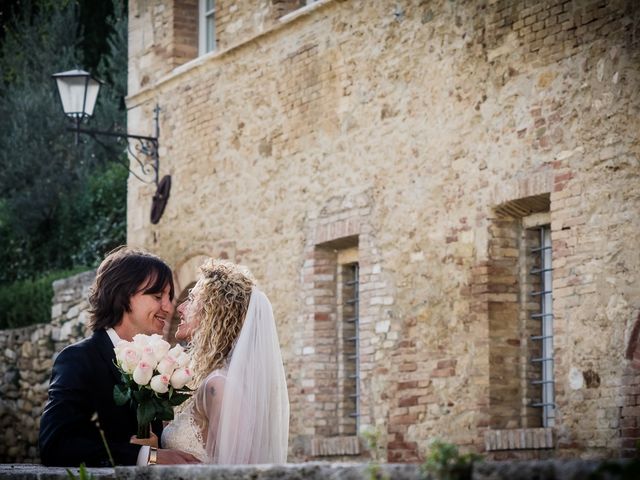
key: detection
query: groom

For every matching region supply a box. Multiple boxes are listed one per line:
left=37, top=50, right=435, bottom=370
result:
left=39, top=247, right=200, bottom=466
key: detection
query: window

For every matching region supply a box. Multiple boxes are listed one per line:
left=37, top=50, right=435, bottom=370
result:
left=527, top=223, right=555, bottom=427
left=309, top=239, right=362, bottom=456
left=337, top=257, right=359, bottom=436
left=485, top=195, right=555, bottom=451
left=275, top=0, right=321, bottom=21
left=199, top=0, right=216, bottom=54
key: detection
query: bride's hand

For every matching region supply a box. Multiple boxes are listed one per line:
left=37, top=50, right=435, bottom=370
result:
left=130, top=432, right=158, bottom=448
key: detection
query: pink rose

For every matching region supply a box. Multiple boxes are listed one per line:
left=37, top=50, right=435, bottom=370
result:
left=170, top=367, right=193, bottom=389
left=157, top=355, right=177, bottom=376
left=140, top=345, right=159, bottom=369
left=133, top=361, right=153, bottom=386
left=119, top=347, right=141, bottom=374
left=150, top=374, right=170, bottom=394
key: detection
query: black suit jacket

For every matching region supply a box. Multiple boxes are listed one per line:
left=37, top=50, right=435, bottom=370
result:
left=39, top=329, right=162, bottom=466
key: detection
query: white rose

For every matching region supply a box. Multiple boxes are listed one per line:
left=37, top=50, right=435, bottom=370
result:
left=149, top=374, right=170, bottom=394
left=148, top=337, right=171, bottom=362
left=176, top=351, right=190, bottom=368
left=157, top=355, right=177, bottom=376
left=132, top=334, right=151, bottom=347
left=119, top=346, right=141, bottom=374
left=114, top=339, right=131, bottom=359
left=170, top=367, right=193, bottom=389
left=132, top=361, right=154, bottom=386
left=168, top=344, right=184, bottom=359
left=140, top=345, right=159, bottom=370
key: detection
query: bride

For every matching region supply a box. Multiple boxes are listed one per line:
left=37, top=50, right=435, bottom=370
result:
left=149, top=259, right=289, bottom=463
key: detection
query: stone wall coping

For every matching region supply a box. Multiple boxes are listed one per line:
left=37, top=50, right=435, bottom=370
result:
left=0, top=460, right=634, bottom=480
left=51, top=270, right=96, bottom=293
left=0, top=464, right=114, bottom=479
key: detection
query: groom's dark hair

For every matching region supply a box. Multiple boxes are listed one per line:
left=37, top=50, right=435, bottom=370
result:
left=88, top=246, right=175, bottom=331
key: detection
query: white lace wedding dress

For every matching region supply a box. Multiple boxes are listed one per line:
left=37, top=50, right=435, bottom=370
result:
left=162, top=289, right=289, bottom=464
left=161, top=371, right=226, bottom=462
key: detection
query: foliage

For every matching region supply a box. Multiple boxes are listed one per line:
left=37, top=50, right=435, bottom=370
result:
left=420, top=439, right=482, bottom=480
left=0, top=267, right=86, bottom=329
left=66, top=464, right=94, bottom=480
left=361, top=426, right=390, bottom=480
left=69, top=163, right=127, bottom=267
left=0, top=0, right=128, bottom=327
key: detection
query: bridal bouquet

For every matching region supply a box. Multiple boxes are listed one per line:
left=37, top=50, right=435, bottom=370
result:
left=113, top=333, right=193, bottom=438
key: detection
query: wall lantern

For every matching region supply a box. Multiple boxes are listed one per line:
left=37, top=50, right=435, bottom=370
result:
left=52, top=68, right=171, bottom=224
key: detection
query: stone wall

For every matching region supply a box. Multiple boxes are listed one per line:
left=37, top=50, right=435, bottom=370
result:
left=0, top=271, right=94, bottom=463
left=125, top=0, right=640, bottom=462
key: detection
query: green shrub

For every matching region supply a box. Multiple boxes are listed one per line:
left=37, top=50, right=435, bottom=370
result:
left=0, top=268, right=87, bottom=329
left=421, top=439, right=482, bottom=480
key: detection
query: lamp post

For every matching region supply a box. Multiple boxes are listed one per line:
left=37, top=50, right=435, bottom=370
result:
left=52, top=68, right=171, bottom=224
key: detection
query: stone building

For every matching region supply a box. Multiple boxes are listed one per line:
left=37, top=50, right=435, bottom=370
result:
left=125, top=0, right=639, bottom=462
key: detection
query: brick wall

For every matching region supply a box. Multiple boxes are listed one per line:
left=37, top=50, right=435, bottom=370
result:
left=173, top=0, right=198, bottom=65
left=487, top=216, right=522, bottom=430
left=126, top=0, right=640, bottom=461
left=620, top=314, right=640, bottom=457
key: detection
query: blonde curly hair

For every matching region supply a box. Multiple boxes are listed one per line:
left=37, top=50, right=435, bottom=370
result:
left=187, top=259, right=255, bottom=387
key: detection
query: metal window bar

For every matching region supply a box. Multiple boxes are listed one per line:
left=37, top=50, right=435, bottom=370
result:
left=530, top=402, right=555, bottom=408
left=530, top=357, right=554, bottom=363
left=342, top=263, right=360, bottom=433
left=530, top=290, right=552, bottom=296
left=530, top=267, right=553, bottom=275
left=528, top=226, right=555, bottom=427
left=530, top=334, right=553, bottom=341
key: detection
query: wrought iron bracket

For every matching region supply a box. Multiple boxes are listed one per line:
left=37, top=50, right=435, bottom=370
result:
left=68, top=105, right=171, bottom=223
left=69, top=104, right=161, bottom=187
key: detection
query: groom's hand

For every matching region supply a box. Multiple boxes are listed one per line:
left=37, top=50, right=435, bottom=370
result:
left=157, top=448, right=201, bottom=464
left=130, top=432, right=159, bottom=448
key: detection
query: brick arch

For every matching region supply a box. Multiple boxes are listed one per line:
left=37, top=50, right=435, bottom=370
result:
left=173, top=254, right=210, bottom=295
left=619, top=312, right=640, bottom=457
left=625, top=312, right=640, bottom=363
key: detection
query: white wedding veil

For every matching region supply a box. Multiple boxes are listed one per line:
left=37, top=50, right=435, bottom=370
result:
left=207, top=288, right=289, bottom=463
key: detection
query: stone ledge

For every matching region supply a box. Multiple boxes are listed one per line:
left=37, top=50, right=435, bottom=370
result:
left=116, top=463, right=420, bottom=480
left=0, top=460, right=635, bottom=480
left=0, top=464, right=114, bottom=479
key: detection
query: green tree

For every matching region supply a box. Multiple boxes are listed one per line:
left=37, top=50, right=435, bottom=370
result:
left=0, top=0, right=128, bottom=326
